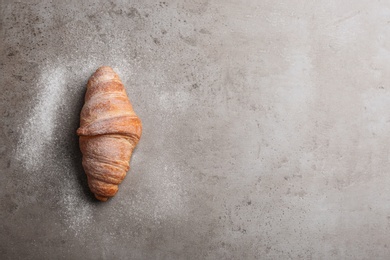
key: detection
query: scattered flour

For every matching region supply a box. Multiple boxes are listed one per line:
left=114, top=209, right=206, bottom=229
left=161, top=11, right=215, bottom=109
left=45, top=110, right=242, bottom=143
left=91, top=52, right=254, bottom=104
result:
left=16, top=66, right=67, bottom=171
left=14, top=62, right=187, bottom=235
left=60, top=165, right=93, bottom=236
left=15, top=65, right=92, bottom=235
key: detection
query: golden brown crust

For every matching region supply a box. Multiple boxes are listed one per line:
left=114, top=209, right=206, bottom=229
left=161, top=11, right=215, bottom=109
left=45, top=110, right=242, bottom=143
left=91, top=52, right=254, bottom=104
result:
left=77, top=66, right=142, bottom=201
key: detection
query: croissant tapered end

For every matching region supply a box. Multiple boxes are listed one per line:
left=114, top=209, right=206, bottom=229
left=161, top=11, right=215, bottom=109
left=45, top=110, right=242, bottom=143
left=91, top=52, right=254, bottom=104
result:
left=87, top=66, right=121, bottom=87
left=77, top=66, right=142, bottom=202
left=95, top=195, right=108, bottom=202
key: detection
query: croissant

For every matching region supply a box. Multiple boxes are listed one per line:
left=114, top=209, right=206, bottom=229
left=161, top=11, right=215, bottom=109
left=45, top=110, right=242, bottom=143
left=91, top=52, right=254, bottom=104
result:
left=76, top=66, right=142, bottom=201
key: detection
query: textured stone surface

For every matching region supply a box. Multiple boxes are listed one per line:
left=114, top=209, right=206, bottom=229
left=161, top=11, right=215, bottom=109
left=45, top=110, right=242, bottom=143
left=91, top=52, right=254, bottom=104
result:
left=1, top=0, right=390, bottom=259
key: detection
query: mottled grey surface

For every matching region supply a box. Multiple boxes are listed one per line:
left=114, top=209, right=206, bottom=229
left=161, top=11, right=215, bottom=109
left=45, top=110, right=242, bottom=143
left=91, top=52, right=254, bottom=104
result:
left=1, top=0, right=390, bottom=259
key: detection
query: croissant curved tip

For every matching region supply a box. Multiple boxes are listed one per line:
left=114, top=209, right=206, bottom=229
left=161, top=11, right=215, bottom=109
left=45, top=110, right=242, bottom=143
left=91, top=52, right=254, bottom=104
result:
left=96, top=66, right=114, bottom=73
left=95, top=194, right=109, bottom=201
left=88, top=66, right=120, bottom=86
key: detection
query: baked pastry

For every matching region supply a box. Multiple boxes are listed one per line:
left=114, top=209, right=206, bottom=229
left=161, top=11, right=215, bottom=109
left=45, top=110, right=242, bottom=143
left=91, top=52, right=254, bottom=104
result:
left=77, top=66, right=142, bottom=201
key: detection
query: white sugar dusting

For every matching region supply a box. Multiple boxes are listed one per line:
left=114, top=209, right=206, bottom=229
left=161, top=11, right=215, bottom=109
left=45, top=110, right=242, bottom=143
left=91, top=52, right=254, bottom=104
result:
left=61, top=167, right=93, bottom=236
left=16, top=66, right=67, bottom=171
left=15, top=65, right=93, bottom=235
left=14, top=62, right=187, bottom=236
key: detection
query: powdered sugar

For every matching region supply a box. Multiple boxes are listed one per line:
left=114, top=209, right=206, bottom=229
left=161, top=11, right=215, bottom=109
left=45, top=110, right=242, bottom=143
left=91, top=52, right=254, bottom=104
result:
left=14, top=63, right=186, bottom=237
left=16, top=66, right=67, bottom=171
left=60, top=168, right=93, bottom=236
left=14, top=65, right=93, bottom=235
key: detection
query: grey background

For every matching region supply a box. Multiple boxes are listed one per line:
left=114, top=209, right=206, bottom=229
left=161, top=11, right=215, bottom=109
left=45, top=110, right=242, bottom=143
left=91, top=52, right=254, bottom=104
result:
left=1, top=0, right=390, bottom=259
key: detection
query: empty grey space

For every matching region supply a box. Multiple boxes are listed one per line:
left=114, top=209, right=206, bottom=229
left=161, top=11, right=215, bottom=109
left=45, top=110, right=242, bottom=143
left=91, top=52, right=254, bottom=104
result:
left=1, top=0, right=390, bottom=259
